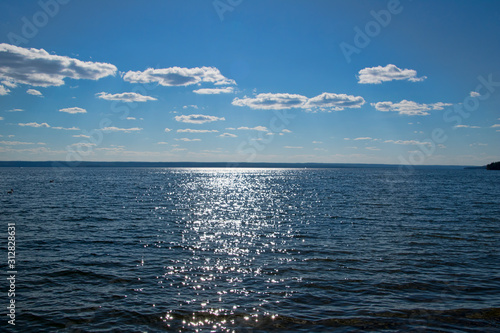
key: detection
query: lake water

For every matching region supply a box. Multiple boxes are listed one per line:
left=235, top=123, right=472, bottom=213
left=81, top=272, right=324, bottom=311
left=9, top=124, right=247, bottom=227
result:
left=1, top=167, right=499, bottom=332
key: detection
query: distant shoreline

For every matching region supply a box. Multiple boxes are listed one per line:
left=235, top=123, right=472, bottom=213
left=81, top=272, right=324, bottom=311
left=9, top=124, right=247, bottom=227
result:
left=0, top=161, right=482, bottom=169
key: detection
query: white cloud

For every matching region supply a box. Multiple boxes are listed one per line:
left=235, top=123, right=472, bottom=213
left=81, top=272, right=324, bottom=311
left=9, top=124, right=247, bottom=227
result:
left=470, top=91, right=480, bottom=97
left=175, top=114, right=225, bottom=124
left=18, top=122, right=50, bottom=128
left=365, top=147, right=381, bottom=151
left=175, top=138, right=201, bottom=142
left=384, top=139, right=431, bottom=146
left=358, top=64, right=426, bottom=84
left=52, top=126, right=80, bottom=131
left=454, top=125, right=480, bottom=129
left=372, top=100, right=451, bottom=116
left=70, top=142, right=96, bottom=148
left=237, top=126, right=268, bottom=132
left=177, top=129, right=219, bottom=133
left=312, top=141, right=323, bottom=144
left=353, top=137, right=373, bottom=141
left=164, top=128, right=172, bottom=132
left=0, top=117, right=3, bottom=120
left=282, top=129, right=292, bottom=133
left=193, top=87, right=235, bottom=94
left=59, top=107, right=87, bottom=114
left=183, top=105, right=198, bottom=109
left=26, top=89, right=43, bottom=96
left=0, top=140, right=41, bottom=145
left=0, top=43, right=117, bottom=87
left=284, top=146, right=303, bottom=149
left=232, top=93, right=308, bottom=110
left=157, top=142, right=168, bottom=145
left=101, top=127, right=142, bottom=133
left=491, top=124, right=500, bottom=128
left=0, top=85, right=9, bottom=95
left=122, top=66, right=235, bottom=86
left=96, top=92, right=157, bottom=102
left=7, top=108, right=23, bottom=112
left=304, top=92, right=365, bottom=111
left=233, top=92, right=365, bottom=111
left=1, top=80, right=16, bottom=88
left=219, top=133, right=237, bottom=138
left=73, top=134, right=90, bottom=138
left=126, top=117, right=136, bottom=120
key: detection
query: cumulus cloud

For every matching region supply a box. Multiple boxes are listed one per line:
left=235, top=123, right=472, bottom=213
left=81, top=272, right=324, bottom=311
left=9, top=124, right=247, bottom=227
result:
left=0, top=140, right=44, bottom=145
left=237, top=126, right=268, bottom=132
left=59, top=107, right=87, bottom=114
left=164, top=128, right=172, bottom=132
left=96, top=92, right=157, bottom=102
left=18, top=122, right=50, bottom=128
left=0, top=43, right=117, bottom=87
left=177, top=129, right=219, bottom=133
left=101, top=127, right=142, bottom=133
left=304, top=93, right=365, bottom=110
left=454, top=125, right=480, bottom=129
left=193, top=87, right=235, bottom=94
left=26, top=89, right=43, bottom=96
left=282, top=129, right=292, bottom=133
left=358, top=64, right=426, bottom=84
left=470, top=91, right=480, bottom=97
left=232, top=93, right=307, bottom=110
left=372, top=100, right=452, bottom=116
left=175, top=114, right=225, bottom=124
left=52, top=126, right=80, bottom=130
left=219, top=133, right=237, bottom=138
left=233, top=92, right=365, bottom=111
left=175, top=138, right=201, bottom=142
left=122, top=66, right=235, bottom=86
left=0, top=85, right=9, bottom=95
left=384, top=139, right=431, bottom=146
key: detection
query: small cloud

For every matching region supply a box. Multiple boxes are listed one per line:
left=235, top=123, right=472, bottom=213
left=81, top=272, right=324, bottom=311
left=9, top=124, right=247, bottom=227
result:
left=470, top=91, right=480, bottom=97
left=365, top=147, right=380, bottom=151
left=177, top=129, right=218, bottom=133
left=372, top=100, right=451, bottom=116
left=73, top=134, right=90, bottom=138
left=353, top=137, right=372, bottom=141
left=312, top=141, right=323, bottom=144
left=175, top=114, right=225, bottom=124
left=18, top=122, right=50, bottom=128
left=26, top=89, right=43, bottom=97
left=219, top=133, right=237, bottom=138
left=126, top=117, right=136, bottom=120
left=284, top=146, right=303, bottom=149
left=171, top=148, right=187, bottom=152
left=164, top=128, right=172, bottom=132
left=282, top=129, right=292, bottom=133
left=70, top=142, right=96, bottom=148
left=454, top=125, right=480, bottom=129
left=7, top=108, right=23, bottom=112
left=157, top=142, right=168, bottom=145
left=59, top=107, right=87, bottom=114
left=438, top=144, right=446, bottom=149
left=52, top=126, right=80, bottom=131
left=491, top=124, right=500, bottom=128
left=174, top=138, right=201, bottom=142
left=237, top=126, right=268, bottom=132
left=384, top=139, right=431, bottom=146
left=232, top=93, right=307, bottom=110
left=96, top=92, right=157, bottom=102
left=193, top=87, right=235, bottom=94
left=1, top=80, right=16, bottom=88
left=101, top=127, right=142, bottom=133
left=183, top=105, right=199, bottom=109
left=358, top=64, right=426, bottom=84
left=225, top=127, right=236, bottom=130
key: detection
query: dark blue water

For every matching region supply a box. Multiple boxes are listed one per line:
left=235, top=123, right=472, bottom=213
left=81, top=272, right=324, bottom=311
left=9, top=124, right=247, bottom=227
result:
left=1, top=167, right=499, bottom=332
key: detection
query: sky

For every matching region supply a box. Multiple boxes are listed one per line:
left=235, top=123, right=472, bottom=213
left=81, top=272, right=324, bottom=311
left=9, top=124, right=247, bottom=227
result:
left=0, top=0, right=499, bottom=165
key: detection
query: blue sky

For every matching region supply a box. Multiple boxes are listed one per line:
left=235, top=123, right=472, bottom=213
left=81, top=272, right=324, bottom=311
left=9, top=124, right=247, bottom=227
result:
left=0, top=0, right=499, bottom=165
